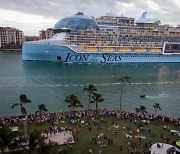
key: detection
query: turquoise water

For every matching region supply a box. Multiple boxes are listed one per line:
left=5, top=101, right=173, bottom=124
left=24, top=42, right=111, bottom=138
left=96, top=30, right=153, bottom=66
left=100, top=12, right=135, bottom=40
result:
left=0, top=51, right=180, bottom=117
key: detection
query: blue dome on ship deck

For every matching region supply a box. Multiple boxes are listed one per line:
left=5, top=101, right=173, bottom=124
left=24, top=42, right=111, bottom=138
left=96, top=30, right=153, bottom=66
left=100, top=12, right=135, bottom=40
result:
left=54, top=12, right=99, bottom=30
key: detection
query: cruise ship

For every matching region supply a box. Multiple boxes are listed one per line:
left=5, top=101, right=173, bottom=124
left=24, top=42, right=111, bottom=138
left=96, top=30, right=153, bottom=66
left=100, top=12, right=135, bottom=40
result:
left=22, top=12, right=180, bottom=63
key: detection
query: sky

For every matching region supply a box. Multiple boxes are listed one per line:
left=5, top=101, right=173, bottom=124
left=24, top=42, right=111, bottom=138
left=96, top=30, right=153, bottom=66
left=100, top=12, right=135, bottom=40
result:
left=0, top=0, right=179, bottom=36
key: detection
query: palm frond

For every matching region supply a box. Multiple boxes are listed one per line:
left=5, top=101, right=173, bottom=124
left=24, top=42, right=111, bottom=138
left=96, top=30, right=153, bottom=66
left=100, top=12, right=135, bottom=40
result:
left=127, top=80, right=131, bottom=84
left=135, top=108, right=140, bottom=113
left=12, top=103, right=19, bottom=109
left=65, top=94, right=83, bottom=111
left=26, top=99, right=31, bottom=103
left=38, top=104, right=48, bottom=112
left=84, top=84, right=97, bottom=92
left=20, top=94, right=31, bottom=103
left=118, top=76, right=131, bottom=83
left=65, top=97, right=70, bottom=103
left=83, top=87, right=88, bottom=91
left=44, top=108, right=48, bottom=112
left=90, top=100, right=94, bottom=104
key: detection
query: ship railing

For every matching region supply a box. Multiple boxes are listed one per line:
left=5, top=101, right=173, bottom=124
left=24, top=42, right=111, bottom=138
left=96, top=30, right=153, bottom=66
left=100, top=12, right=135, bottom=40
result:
left=67, top=45, right=84, bottom=53
left=67, top=45, right=164, bottom=54
left=26, top=40, right=68, bottom=45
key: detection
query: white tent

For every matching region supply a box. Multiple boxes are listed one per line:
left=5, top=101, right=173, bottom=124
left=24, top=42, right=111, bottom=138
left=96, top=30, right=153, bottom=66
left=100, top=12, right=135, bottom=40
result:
left=150, top=143, right=176, bottom=154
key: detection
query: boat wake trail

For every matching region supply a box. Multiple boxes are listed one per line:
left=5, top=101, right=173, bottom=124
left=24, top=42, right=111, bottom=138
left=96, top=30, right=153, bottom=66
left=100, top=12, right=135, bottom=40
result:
left=146, top=94, right=169, bottom=99
left=0, top=81, right=179, bottom=87
left=0, top=70, right=179, bottom=79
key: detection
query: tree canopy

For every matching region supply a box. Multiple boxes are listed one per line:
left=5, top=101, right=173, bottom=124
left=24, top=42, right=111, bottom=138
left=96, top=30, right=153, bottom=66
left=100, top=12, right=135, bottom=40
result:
left=65, top=94, right=83, bottom=111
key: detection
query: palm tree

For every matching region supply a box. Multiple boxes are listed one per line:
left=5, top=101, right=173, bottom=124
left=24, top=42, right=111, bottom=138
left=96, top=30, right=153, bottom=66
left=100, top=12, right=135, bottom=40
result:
left=0, top=125, right=17, bottom=153
left=84, top=84, right=97, bottom=109
left=36, top=104, right=48, bottom=116
left=91, top=92, right=104, bottom=113
left=135, top=105, right=148, bottom=116
left=11, top=94, right=31, bottom=141
left=153, top=103, right=161, bottom=116
left=36, top=141, right=57, bottom=154
left=65, top=94, right=83, bottom=111
left=12, top=94, right=31, bottom=115
left=118, top=76, right=131, bottom=112
left=29, top=130, right=42, bottom=149
left=135, top=107, right=140, bottom=115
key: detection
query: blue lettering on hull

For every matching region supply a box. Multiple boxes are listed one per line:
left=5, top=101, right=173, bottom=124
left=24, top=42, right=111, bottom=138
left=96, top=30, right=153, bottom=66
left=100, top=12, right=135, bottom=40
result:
left=64, top=53, right=121, bottom=63
left=65, top=53, right=89, bottom=62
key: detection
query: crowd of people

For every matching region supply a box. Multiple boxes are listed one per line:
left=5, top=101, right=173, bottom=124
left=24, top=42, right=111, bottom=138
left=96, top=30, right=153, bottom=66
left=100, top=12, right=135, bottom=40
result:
left=0, top=109, right=179, bottom=126
left=0, top=109, right=179, bottom=153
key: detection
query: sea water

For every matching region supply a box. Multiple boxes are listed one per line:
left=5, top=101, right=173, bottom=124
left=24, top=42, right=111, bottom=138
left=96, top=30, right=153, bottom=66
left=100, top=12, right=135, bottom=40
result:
left=0, top=51, right=179, bottom=118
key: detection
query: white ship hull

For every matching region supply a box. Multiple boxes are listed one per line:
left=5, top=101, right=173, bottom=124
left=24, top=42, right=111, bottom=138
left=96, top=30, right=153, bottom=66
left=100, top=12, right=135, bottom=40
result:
left=22, top=43, right=180, bottom=63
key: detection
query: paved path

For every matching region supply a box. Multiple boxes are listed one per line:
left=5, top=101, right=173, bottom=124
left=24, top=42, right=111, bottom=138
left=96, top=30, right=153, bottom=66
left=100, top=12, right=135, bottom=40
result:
left=43, top=131, right=74, bottom=145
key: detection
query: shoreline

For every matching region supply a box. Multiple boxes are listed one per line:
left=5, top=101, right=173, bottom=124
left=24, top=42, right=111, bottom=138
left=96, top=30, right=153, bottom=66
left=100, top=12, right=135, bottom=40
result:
left=0, top=49, right=22, bottom=51
left=1, top=108, right=179, bottom=120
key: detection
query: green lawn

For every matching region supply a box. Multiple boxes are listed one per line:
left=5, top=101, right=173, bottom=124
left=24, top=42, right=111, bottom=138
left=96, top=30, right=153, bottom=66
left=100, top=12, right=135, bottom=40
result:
left=11, top=116, right=179, bottom=154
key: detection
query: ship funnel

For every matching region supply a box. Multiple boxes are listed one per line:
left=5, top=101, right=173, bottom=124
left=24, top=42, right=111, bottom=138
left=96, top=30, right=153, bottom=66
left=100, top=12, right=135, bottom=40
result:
left=141, top=12, right=147, bottom=18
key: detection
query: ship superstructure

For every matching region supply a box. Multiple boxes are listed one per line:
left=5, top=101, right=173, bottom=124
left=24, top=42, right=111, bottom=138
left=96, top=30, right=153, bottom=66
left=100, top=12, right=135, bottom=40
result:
left=23, top=12, right=180, bottom=63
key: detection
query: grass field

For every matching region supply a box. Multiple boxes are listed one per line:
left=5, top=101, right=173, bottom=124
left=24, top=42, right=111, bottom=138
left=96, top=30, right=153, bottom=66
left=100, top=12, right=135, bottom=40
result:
left=10, top=114, right=180, bottom=154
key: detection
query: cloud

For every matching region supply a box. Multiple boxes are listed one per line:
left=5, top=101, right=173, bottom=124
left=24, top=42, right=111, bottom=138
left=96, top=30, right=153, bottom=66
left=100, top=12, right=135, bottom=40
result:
left=0, top=9, right=56, bottom=35
left=0, top=0, right=127, bottom=19
left=0, top=0, right=179, bottom=35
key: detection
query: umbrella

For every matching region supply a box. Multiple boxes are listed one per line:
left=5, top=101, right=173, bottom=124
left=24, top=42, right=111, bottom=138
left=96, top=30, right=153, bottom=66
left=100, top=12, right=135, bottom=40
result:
left=176, top=141, right=180, bottom=147
left=176, top=141, right=180, bottom=150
